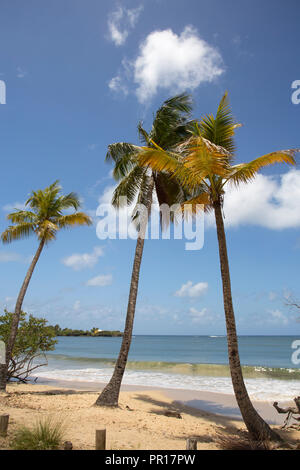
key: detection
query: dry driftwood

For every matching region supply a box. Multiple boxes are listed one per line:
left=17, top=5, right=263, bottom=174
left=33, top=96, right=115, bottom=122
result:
left=273, top=396, right=300, bottom=429
left=164, top=410, right=182, bottom=419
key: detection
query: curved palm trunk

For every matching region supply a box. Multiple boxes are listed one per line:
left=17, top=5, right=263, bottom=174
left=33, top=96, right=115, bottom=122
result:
left=95, top=178, right=154, bottom=406
left=213, top=200, right=281, bottom=442
left=0, top=239, right=45, bottom=391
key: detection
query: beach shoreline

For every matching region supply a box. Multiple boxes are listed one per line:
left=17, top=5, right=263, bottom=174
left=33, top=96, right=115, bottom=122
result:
left=31, top=376, right=292, bottom=425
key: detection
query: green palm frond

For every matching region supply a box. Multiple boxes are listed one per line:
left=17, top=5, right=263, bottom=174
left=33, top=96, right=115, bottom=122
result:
left=57, top=192, right=81, bottom=211
left=106, top=143, right=141, bottom=180
left=198, top=92, right=241, bottom=155
left=138, top=123, right=151, bottom=146
left=112, top=166, right=146, bottom=207
left=7, top=210, right=37, bottom=224
left=1, top=223, right=36, bottom=243
left=105, top=142, right=140, bottom=164
left=151, top=93, right=193, bottom=149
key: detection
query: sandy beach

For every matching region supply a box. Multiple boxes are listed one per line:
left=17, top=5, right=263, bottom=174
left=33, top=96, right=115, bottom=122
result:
left=0, top=381, right=299, bottom=450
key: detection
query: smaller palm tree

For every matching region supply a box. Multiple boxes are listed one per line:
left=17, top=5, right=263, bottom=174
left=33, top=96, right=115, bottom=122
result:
left=0, top=181, right=92, bottom=391
left=95, top=94, right=193, bottom=407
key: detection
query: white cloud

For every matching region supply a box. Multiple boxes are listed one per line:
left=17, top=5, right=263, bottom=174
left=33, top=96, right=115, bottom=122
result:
left=73, top=300, right=81, bottom=311
left=108, top=75, right=129, bottom=96
left=0, top=251, right=32, bottom=264
left=62, top=246, right=104, bottom=271
left=206, top=169, right=300, bottom=230
left=86, top=274, right=113, bottom=287
left=108, top=5, right=143, bottom=46
left=175, top=281, right=208, bottom=298
left=268, top=309, right=289, bottom=325
left=268, top=291, right=277, bottom=301
left=137, top=304, right=168, bottom=317
left=189, top=307, right=207, bottom=317
left=2, top=201, right=26, bottom=212
left=110, top=26, right=224, bottom=103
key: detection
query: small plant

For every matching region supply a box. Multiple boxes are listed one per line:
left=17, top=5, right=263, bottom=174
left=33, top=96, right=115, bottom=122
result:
left=11, top=417, right=65, bottom=450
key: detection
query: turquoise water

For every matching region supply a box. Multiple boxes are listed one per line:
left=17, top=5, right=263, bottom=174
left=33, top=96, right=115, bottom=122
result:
left=33, top=335, right=300, bottom=401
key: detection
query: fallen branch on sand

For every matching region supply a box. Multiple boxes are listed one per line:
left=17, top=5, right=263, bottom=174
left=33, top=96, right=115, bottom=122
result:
left=273, top=396, right=300, bottom=429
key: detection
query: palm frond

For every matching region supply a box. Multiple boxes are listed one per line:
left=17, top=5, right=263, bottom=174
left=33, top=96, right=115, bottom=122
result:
left=6, top=210, right=37, bottom=224
left=56, top=213, right=92, bottom=229
left=181, top=192, right=212, bottom=214
left=57, top=192, right=81, bottom=211
left=150, top=93, right=193, bottom=148
left=198, top=92, right=241, bottom=155
left=106, top=142, right=142, bottom=180
left=138, top=148, right=204, bottom=192
left=227, top=149, right=298, bottom=185
left=138, top=123, right=151, bottom=146
left=112, top=166, right=146, bottom=207
left=1, top=223, right=36, bottom=243
left=105, top=142, right=140, bottom=163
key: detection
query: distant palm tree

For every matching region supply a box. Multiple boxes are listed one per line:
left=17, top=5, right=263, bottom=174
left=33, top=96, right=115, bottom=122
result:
left=0, top=181, right=92, bottom=391
left=95, top=94, right=193, bottom=406
left=138, top=92, right=298, bottom=441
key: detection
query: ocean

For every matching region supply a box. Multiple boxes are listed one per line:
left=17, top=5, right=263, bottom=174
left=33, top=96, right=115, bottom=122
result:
left=33, top=335, right=300, bottom=402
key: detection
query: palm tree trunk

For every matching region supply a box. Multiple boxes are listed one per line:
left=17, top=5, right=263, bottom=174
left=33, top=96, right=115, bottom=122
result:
left=0, top=239, right=45, bottom=391
left=213, top=199, right=281, bottom=442
left=95, top=178, right=154, bottom=406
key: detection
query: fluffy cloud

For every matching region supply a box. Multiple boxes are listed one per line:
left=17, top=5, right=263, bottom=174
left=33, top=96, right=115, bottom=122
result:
left=189, top=307, right=208, bottom=317
left=0, top=251, right=31, bottom=264
left=206, top=169, right=300, bottom=230
left=174, top=281, right=208, bottom=298
left=107, top=5, right=143, bottom=46
left=73, top=300, right=81, bottom=311
left=268, top=309, right=289, bottom=325
left=86, top=274, right=113, bottom=287
left=2, top=201, right=26, bottom=212
left=110, top=26, right=224, bottom=102
left=62, top=246, right=104, bottom=271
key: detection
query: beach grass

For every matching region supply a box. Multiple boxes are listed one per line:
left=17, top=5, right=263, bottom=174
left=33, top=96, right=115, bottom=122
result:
left=10, top=416, right=65, bottom=450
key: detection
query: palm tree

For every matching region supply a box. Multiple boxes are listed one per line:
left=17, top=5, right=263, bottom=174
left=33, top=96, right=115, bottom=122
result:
left=0, top=181, right=92, bottom=391
left=95, top=94, right=193, bottom=406
left=138, top=92, right=298, bottom=441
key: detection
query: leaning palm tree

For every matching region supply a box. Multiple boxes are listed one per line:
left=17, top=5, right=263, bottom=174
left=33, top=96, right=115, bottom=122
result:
left=0, top=181, right=92, bottom=391
left=138, top=92, right=299, bottom=441
left=95, top=94, right=193, bottom=406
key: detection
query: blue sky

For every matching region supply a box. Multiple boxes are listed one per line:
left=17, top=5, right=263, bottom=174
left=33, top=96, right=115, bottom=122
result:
left=0, top=0, right=300, bottom=335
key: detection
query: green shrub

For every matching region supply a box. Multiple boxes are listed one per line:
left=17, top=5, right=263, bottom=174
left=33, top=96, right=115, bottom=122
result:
left=11, top=417, right=65, bottom=450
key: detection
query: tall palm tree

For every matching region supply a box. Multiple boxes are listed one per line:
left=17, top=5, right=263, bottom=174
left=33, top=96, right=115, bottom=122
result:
left=138, top=93, right=298, bottom=441
left=95, top=94, right=193, bottom=406
left=0, top=181, right=92, bottom=391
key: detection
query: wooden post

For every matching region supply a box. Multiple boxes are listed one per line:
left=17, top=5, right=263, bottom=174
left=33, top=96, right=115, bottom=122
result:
left=95, top=429, right=106, bottom=450
left=186, top=438, right=197, bottom=450
left=0, top=414, right=9, bottom=437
